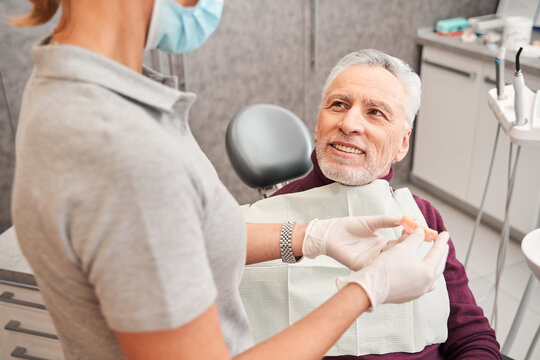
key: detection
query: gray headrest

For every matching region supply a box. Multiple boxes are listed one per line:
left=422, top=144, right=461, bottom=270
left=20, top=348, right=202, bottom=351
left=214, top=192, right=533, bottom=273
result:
left=226, top=104, right=314, bottom=188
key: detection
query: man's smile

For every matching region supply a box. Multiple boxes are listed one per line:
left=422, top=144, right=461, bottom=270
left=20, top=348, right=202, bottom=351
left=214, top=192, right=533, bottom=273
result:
left=330, top=143, right=365, bottom=155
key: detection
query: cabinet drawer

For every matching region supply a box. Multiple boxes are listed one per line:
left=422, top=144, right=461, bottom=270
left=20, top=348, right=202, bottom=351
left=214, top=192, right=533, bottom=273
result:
left=0, top=330, right=64, bottom=360
left=0, top=303, right=58, bottom=338
left=0, top=281, right=61, bottom=360
left=0, top=283, right=45, bottom=310
left=421, top=46, right=481, bottom=78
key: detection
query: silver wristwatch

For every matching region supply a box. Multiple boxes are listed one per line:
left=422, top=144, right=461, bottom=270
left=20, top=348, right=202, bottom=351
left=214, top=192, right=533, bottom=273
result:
left=280, top=221, right=302, bottom=263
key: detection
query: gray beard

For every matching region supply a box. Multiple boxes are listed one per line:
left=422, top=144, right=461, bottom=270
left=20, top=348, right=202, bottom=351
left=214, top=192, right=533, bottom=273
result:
left=316, top=143, right=391, bottom=186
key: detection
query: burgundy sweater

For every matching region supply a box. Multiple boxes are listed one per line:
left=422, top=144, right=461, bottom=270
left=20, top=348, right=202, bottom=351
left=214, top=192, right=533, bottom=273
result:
left=272, top=152, right=502, bottom=360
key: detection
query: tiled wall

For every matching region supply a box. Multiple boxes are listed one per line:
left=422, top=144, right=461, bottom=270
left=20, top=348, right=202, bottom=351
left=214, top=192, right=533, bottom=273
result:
left=187, top=0, right=498, bottom=205
left=0, top=1, right=58, bottom=233
left=0, top=0, right=498, bottom=233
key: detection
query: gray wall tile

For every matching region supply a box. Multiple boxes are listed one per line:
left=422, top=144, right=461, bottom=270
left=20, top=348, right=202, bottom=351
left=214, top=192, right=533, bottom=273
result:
left=0, top=68, right=16, bottom=233
left=0, top=1, right=58, bottom=233
left=187, top=0, right=305, bottom=205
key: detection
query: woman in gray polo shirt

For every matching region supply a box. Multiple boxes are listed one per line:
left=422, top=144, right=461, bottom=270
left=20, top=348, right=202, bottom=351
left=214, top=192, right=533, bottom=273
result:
left=10, top=1, right=449, bottom=359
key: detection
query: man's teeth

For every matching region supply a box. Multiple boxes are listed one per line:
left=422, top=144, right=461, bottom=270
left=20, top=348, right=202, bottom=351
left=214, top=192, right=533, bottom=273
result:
left=332, top=144, right=364, bottom=154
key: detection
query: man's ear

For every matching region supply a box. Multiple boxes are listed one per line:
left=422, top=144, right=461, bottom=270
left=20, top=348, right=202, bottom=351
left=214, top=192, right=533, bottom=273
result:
left=313, top=122, right=319, bottom=143
left=394, top=128, right=412, bottom=162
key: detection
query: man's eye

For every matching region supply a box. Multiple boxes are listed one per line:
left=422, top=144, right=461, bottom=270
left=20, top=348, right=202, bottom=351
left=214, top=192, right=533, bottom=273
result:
left=368, top=109, right=384, bottom=117
left=330, top=101, right=346, bottom=109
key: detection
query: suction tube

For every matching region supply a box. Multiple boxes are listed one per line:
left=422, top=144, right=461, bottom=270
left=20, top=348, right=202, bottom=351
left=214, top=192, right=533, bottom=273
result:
left=514, top=47, right=526, bottom=126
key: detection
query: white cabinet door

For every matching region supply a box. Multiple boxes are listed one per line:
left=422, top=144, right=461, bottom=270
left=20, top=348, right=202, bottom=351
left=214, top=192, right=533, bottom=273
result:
left=413, top=47, right=484, bottom=200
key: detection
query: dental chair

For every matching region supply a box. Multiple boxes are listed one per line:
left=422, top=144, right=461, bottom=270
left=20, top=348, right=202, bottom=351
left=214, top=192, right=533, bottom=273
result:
left=225, top=104, right=314, bottom=198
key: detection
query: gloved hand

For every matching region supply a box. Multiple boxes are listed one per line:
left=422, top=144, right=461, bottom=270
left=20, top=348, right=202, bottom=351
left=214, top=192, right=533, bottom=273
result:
left=336, top=228, right=450, bottom=309
left=302, top=215, right=402, bottom=271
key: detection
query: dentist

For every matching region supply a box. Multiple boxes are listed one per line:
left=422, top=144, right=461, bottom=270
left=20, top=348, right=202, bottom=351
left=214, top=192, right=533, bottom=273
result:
left=11, top=1, right=449, bottom=359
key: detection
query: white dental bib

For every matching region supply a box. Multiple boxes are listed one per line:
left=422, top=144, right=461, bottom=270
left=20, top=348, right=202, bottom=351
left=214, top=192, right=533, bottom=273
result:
left=239, top=180, right=449, bottom=356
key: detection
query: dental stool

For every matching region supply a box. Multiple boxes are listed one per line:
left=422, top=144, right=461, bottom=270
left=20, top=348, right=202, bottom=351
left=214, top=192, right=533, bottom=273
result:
left=225, top=104, right=314, bottom=198
left=502, top=228, right=540, bottom=360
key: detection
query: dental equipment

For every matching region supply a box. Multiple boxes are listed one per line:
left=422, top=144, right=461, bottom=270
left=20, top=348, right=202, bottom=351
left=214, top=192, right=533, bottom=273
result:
left=465, top=49, right=509, bottom=261
left=514, top=47, right=526, bottom=126
left=487, top=47, right=540, bottom=146
left=464, top=123, right=501, bottom=269
left=465, top=48, right=508, bottom=269
left=495, top=46, right=506, bottom=100
left=466, top=47, right=540, bottom=337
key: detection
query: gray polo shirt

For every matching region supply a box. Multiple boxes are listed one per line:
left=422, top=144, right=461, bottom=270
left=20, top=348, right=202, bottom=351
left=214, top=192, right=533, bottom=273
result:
left=12, top=38, right=252, bottom=359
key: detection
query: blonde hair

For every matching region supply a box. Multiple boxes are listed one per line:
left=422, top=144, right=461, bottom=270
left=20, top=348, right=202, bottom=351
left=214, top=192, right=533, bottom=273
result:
left=10, top=0, right=61, bottom=27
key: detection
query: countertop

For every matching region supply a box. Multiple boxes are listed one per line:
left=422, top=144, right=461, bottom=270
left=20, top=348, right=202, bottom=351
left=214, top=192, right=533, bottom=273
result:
left=417, top=28, right=540, bottom=76
left=0, top=227, right=37, bottom=286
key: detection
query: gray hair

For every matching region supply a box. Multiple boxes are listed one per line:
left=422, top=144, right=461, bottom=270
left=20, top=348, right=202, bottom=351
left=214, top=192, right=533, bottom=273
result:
left=321, top=49, right=421, bottom=129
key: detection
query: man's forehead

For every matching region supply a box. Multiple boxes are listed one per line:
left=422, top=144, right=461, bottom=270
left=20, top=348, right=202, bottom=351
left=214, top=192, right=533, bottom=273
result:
left=325, top=66, right=406, bottom=105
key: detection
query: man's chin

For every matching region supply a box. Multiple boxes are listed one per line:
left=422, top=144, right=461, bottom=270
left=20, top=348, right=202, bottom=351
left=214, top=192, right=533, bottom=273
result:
left=319, top=163, right=376, bottom=186
left=328, top=173, right=375, bottom=186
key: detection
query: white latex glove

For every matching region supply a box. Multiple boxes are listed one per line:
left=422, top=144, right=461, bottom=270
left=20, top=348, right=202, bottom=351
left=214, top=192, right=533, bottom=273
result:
left=336, top=228, right=450, bottom=309
left=302, top=215, right=402, bottom=271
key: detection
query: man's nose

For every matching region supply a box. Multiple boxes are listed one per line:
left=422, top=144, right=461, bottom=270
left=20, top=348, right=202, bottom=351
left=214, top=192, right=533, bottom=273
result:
left=338, top=107, right=365, bottom=135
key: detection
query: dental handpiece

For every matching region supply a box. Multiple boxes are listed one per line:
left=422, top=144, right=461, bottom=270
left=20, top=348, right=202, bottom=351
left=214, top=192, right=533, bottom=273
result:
left=514, top=47, right=526, bottom=126
left=495, top=47, right=506, bottom=100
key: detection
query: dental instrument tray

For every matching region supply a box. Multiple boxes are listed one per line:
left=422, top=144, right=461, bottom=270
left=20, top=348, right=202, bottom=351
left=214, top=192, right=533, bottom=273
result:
left=488, top=47, right=540, bottom=147
left=488, top=86, right=540, bottom=146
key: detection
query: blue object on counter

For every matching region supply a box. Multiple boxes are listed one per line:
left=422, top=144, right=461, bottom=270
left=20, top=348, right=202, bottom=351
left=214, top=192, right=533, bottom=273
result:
left=436, top=17, right=468, bottom=34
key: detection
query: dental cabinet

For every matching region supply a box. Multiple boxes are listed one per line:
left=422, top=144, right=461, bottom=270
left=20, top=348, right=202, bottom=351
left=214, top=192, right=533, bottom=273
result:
left=412, top=30, right=540, bottom=238
left=0, top=228, right=64, bottom=360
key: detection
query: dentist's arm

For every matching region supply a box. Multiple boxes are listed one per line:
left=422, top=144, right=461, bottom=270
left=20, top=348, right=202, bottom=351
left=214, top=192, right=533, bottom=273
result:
left=245, top=215, right=402, bottom=269
left=245, top=222, right=306, bottom=264
left=117, top=283, right=370, bottom=360
left=116, top=229, right=449, bottom=360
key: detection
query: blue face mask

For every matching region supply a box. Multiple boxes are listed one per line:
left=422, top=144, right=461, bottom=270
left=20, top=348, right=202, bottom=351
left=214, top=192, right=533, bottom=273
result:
left=145, top=0, right=223, bottom=54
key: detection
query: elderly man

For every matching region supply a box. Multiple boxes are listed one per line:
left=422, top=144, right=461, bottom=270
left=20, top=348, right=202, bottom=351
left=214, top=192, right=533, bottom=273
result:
left=239, top=50, right=502, bottom=359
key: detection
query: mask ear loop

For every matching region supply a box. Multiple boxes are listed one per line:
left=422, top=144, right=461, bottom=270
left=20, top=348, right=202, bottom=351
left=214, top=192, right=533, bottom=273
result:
left=145, top=0, right=163, bottom=51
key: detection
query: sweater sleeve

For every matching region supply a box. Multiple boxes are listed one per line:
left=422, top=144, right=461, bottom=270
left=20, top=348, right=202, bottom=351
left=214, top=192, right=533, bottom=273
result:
left=413, top=195, right=503, bottom=360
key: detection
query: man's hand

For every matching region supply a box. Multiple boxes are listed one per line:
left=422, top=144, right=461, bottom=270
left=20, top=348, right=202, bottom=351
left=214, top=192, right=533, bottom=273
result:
left=302, top=215, right=402, bottom=270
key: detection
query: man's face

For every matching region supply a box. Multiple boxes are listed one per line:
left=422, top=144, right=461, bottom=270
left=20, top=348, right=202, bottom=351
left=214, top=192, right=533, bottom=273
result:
left=315, top=65, right=412, bottom=185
